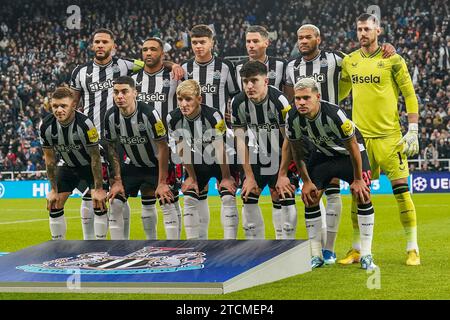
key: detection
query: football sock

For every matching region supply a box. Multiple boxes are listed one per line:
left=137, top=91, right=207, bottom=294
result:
left=242, top=193, right=265, bottom=239
left=324, top=186, right=342, bottom=252
left=357, top=202, right=375, bottom=257
left=80, top=197, right=95, bottom=240
left=108, top=197, right=126, bottom=240
left=393, top=184, right=419, bottom=252
left=351, top=198, right=361, bottom=251
left=183, top=192, right=200, bottom=239
left=271, top=200, right=283, bottom=239
left=305, top=205, right=322, bottom=257
left=280, top=194, right=297, bottom=239
left=141, top=196, right=157, bottom=239
left=49, top=208, right=66, bottom=240
left=198, top=192, right=210, bottom=240
left=93, top=208, right=108, bottom=240
left=220, top=190, right=239, bottom=239
left=122, top=200, right=131, bottom=239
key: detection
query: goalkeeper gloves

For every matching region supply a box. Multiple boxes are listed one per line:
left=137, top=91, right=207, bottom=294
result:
left=397, top=123, right=419, bottom=157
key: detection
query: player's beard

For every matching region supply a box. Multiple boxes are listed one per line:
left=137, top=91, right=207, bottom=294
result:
left=95, top=49, right=112, bottom=62
left=359, top=36, right=376, bottom=48
left=145, top=56, right=162, bottom=69
left=300, top=43, right=319, bottom=58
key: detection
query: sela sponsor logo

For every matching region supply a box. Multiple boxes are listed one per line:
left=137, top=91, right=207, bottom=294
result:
left=137, top=92, right=167, bottom=103
left=297, top=73, right=326, bottom=83
left=17, top=246, right=206, bottom=275
left=88, top=79, right=115, bottom=92
left=311, top=135, right=334, bottom=145
left=119, top=135, right=148, bottom=145
left=250, top=122, right=280, bottom=132
left=55, top=144, right=82, bottom=152
left=200, top=84, right=218, bottom=94
left=351, top=74, right=381, bottom=84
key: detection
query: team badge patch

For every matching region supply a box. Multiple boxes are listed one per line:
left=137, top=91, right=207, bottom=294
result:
left=281, top=105, right=292, bottom=120
left=341, top=119, right=354, bottom=136
left=138, top=122, right=146, bottom=131
left=320, top=58, right=328, bottom=67
left=17, top=247, right=206, bottom=275
left=215, top=119, right=226, bottom=135
left=268, top=71, right=277, bottom=79
left=154, top=120, right=166, bottom=137
left=87, top=128, right=99, bottom=143
left=213, top=71, right=222, bottom=80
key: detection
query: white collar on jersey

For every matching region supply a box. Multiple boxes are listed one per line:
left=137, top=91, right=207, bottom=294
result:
left=302, top=50, right=322, bottom=63
left=144, top=65, right=165, bottom=76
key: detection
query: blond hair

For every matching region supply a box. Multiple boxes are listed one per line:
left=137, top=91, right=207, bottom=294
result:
left=176, top=79, right=201, bottom=97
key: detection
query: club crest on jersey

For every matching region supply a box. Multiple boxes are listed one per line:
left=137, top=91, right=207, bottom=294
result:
left=377, top=61, right=385, bottom=68
left=163, top=79, right=171, bottom=87
left=16, top=247, right=206, bottom=275
left=112, top=64, right=121, bottom=73
left=213, top=70, right=222, bottom=80
left=268, top=71, right=277, bottom=79
left=320, top=58, right=328, bottom=67
left=137, top=122, right=146, bottom=131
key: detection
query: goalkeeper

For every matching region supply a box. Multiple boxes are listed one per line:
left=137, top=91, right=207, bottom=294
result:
left=339, top=13, right=420, bottom=266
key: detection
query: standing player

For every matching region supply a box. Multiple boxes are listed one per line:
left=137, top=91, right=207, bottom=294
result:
left=235, top=25, right=285, bottom=91
left=104, top=76, right=178, bottom=240
left=235, top=25, right=288, bottom=239
left=40, top=87, right=107, bottom=240
left=340, top=14, right=421, bottom=266
left=70, top=28, right=183, bottom=240
left=166, top=80, right=239, bottom=239
left=232, top=61, right=295, bottom=239
left=132, top=37, right=182, bottom=239
left=276, top=78, right=376, bottom=270
left=181, top=25, right=240, bottom=239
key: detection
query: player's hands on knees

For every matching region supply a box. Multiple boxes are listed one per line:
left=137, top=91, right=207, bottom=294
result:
left=350, top=179, right=371, bottom=204
left=155, top=182, right=174, bottom=204
left=301, top=181, right=318, bottom=207
left=171, top=64, right=185, bottom=80
left=92, top=189, right=108, bottom=211
left=219, top=176, right=237, bottom=195
left=46, top=189, right=59, bottom=211
left=182, top=176, right=199, bottom=195
left=276, top=176, right=295, bottom=199
left=108, top=180, right=125, bottom=201
left=241, top=177, right=259, bottom=201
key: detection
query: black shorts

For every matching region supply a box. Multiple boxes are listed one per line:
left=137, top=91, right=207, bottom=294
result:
left=57, top=165, right=95, bottom=194
left=122, top=164, right=158, bottom=197
left=307, top=150, right=372, bottom=190
left=185, top=164, right=240, bottom=192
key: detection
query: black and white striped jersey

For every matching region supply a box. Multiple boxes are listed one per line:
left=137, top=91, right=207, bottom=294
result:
left=235, top=56, right=285, bottom=91
left=70, top=57, right=144, bottom=136
left=285, top=50, right=344, bottom=104
left=40, top=111, right=99, bottom=167
left=181, top=57, right=240, bottom=115
left=231, top=86, right=291, bottom=161
left=132, top=66, right=178, bottom=126
left=166, top=104, right=227, bottom=165
left=104, top=101, right=167, bottom=168
left=285, top=100, right=366, bottom=157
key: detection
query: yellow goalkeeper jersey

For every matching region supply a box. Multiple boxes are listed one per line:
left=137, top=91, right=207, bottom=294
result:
left=340, top=47, right=418, bottom=138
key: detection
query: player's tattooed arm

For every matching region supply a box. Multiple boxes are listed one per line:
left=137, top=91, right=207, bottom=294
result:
left=43, top=148, right=58, bottom=192
left=87, top=145, right=104, bottom=190
left=106, top=141, right=121, bottom=181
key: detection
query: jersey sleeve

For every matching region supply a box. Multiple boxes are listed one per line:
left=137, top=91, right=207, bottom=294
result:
left=331, top=108, right=356, bottom=141
left=391, top=55, right=419, bottom=114
left=70, top=65, right=82, bottom=91
left=82, top=118, right=100, bottom=147
left=284, top=60, right=295, bottom=86
left=103, top=111, right=116, bottom=142
left=122, top=58, right=145, bottom=75
left=146, top=108, right=167, bottom=141
left=224, top=60, right=240, bottom=97
left=211, top=111, right=227, bottom=140
left=230, top=96, right=246, bottom=128
left=39, top=120, right=52, bottom=148
left=338, top=56, right=352, bottom=102
left=275, top=92, right=292, bottom=126
left=284, top=109, right=300, bottom=141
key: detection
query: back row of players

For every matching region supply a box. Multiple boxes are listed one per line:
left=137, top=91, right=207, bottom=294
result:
left=41, top=19, right=419, bottom=269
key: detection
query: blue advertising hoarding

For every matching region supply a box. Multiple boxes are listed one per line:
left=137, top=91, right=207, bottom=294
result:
left=0, top=172, right=448, bottom=199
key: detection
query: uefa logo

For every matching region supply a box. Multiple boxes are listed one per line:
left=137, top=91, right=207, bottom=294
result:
left=0, top=183, right=5, bottom=198
left=413, top=177, right=427, bottom=192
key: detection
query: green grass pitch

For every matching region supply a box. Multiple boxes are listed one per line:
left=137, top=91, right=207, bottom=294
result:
left=0, top=194, right=449, bottom=300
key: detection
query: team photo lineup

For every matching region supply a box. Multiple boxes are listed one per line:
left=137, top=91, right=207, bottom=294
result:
left=1, top=0, right=448, bottom=288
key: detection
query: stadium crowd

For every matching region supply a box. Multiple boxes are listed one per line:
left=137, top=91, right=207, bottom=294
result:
left=0, top=0, right=448, bottom=178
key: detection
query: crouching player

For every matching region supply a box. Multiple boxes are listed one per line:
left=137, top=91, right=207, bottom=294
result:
left=40, top=87, right=107, bottom=240
left=104, top=76, right=178, bottom=239
left=276, top=78, right=376, bottom=270
left=167, top=79, right=239, bottom=239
